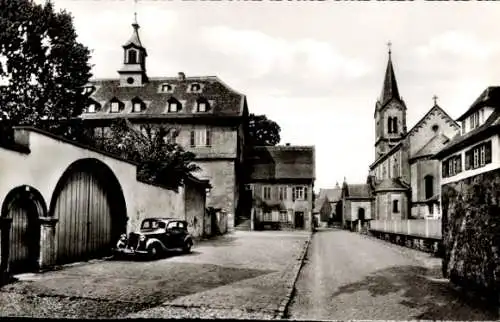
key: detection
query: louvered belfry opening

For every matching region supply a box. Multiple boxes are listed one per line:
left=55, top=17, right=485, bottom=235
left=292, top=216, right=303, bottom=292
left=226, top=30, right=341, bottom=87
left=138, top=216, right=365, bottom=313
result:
left=49, top=159, right=127, bottom=265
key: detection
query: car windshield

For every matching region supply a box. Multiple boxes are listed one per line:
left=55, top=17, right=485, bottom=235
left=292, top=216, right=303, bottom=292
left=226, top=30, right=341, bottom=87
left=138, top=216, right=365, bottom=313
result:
left=141, top=220, right=166, bottom=230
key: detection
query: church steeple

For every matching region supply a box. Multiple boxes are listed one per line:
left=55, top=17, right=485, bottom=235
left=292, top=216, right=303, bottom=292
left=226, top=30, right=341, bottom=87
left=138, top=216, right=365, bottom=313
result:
left=118, top=7, right=148, bottom=87
left=374, top=43, right=407, bottom=159
left=379, top=43, right=401, bottom=106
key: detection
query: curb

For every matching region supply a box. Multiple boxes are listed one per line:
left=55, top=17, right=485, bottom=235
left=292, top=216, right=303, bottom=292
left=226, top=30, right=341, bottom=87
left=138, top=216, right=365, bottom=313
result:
left=275, top=232, right=313, bottom=319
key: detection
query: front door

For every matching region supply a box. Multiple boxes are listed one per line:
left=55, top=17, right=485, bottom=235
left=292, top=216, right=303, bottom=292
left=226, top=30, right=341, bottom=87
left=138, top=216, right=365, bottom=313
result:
left=294, top=212, right=304, bottom=229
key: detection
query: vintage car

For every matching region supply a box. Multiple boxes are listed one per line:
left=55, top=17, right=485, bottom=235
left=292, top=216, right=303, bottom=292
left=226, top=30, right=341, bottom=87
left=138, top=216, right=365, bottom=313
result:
left=113, top=217, right=194, bottom=259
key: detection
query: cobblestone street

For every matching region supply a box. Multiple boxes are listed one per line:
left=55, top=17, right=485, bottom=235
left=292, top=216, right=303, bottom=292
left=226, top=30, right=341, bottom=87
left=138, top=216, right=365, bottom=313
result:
left=288, top=228, right=499, bottom=321
left=0, top=230, right=309, bottom=319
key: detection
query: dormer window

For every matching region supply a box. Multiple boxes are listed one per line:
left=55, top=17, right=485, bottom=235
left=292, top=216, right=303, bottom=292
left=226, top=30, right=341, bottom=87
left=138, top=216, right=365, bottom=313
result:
left=196, top=98, right=210, bottom=112
left=109, top=98, right=124, bottom=113
left=159, top=83, right=175, bottom=93
left=188, top=83, right=203, bottom=93
left=83, top=86, right=95, bottom=96
left=470, top=111, right=480, bottom=130
left=131, top=97, right=145, bottom=113
left=167, top=97, right=181, bottom=112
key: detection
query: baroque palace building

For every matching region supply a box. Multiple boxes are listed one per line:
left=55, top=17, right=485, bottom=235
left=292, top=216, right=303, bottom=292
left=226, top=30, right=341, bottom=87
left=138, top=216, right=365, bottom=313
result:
left=367, top=47, right=461, bottom=221
left=79, top=19, right=250, bottom=227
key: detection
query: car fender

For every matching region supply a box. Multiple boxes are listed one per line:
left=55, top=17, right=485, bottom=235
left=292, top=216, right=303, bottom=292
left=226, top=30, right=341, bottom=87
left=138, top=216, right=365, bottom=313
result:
left=184, top=235, right=193, bottom=245
left=145, top=238, right=167, bottom=251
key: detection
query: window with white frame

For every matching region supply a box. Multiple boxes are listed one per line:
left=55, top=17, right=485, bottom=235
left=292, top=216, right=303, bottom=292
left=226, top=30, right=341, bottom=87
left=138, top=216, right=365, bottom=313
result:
left=87, top=103, right=96, bottom=113
left=465, top=140, right=492, bottom=170
left=133, top=102, right=142, bottom=112
left=263, top=186, right=271, bottom=200
left=169, top=102, right=178, bottom=112
left=278, top=186, right=287, bottom=201
left=279, top=211, right=288, bottom=222
left=469, top=111, right=480, bottom=130
left=292, top=186, right=308, bottom=201
left=189, top=128, right=211, bottom=147
left=110, top=100, right=121, bottom=113
left=442, top=154, right=462, bottom=178
left=263, top=211, right=272, bottom=222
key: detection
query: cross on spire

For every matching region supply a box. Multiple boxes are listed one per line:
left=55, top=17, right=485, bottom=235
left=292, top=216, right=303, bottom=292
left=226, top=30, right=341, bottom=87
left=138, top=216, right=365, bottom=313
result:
left=133, top=0, right=138, bottom=25
left=387, top=41, right=392, bottom=55
left=433, top=95, right=438, bottom=106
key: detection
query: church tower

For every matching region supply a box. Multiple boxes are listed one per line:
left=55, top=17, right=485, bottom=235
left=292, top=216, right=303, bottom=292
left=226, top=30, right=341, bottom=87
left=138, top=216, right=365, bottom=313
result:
left=374, top=44, right=407, bottom=159
left=118, top=13, right=148, bottom=87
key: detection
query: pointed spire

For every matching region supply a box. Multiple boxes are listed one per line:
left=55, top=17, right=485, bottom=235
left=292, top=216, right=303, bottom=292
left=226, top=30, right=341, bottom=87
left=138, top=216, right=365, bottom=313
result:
left=123, top=0, right=144, bottom=48
left=379, top=42, right=401, bottom=106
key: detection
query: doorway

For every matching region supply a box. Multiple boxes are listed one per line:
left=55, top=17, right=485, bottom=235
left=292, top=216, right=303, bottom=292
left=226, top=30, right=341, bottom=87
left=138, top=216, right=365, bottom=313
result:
left=294, top=212, right=304, bottom=229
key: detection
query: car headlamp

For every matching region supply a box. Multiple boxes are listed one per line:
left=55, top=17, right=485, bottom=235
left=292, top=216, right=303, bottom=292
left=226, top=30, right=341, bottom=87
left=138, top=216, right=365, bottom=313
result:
left=139, top=235, right=146, bottom=241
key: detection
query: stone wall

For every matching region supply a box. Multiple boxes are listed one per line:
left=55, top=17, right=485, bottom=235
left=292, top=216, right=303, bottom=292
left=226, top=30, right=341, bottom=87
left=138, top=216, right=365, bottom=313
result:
left=129, top=181, right=185, bottom=232
left=441, top=168, right=500, bottom=299
left=193, top=159, right=236, bottom=221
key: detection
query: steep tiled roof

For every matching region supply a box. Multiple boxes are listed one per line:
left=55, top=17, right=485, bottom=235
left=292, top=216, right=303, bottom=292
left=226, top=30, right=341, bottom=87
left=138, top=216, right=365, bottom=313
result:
left=374, top=178, right=409, bottom=192
left=319, top=188, right=342, bottom=202
left=456, top=86, right=500, bottom=122
left=435, top=108, right=500, bottom=159
left=435, top=87, right=500, bottom=159
left=82, top=76, right=246, bottom=120
left=249, top=145, right=315, bottom=181
left=345, top=184, right=372, bottom=199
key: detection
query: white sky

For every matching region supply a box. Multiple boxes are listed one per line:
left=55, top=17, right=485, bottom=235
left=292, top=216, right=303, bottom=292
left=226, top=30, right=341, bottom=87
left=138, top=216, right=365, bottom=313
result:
left=47, top=0, right=500, bottom=191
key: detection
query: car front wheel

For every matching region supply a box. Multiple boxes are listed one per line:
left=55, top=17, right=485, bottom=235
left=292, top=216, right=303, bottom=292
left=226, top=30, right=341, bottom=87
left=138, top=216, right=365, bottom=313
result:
left=147, top=244, right=162, bottom=259
left=183, top=240, right=193, bottom=254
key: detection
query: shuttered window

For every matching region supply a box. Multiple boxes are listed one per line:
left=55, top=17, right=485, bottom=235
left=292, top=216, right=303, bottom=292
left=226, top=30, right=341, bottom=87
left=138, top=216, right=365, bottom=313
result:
left=442, top=154, right=462, bottom=178
left=465, top=140, right=493, bottom=170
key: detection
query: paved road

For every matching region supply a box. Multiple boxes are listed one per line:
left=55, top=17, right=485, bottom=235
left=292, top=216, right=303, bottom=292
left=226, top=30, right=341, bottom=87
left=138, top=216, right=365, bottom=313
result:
left=0, top=230, right=309, bottom=319
left=288, top=228, right=499, bottom=321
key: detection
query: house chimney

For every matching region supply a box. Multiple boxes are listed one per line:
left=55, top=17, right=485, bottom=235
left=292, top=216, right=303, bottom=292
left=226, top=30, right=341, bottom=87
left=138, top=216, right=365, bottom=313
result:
left=178, top=72, right=186, bottom=81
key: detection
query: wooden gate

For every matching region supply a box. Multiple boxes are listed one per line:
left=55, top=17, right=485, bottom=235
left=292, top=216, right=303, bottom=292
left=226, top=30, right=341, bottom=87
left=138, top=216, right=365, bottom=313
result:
left=52, top=162, right=125, bottom=265
left=5, top=195, right=40, bottom=273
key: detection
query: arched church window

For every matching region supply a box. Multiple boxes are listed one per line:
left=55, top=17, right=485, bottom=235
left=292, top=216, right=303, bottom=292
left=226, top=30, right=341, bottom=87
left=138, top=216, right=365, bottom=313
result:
left=387, top=117, right=393, bottom=133
left=392, top=117, right=398, bottom=133
left=128, top=49, right=138, bottom=64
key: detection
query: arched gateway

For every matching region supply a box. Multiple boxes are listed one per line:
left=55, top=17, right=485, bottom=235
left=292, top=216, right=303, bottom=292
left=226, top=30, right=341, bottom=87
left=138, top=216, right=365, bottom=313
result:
left=49, top=158, right=127, bottom=265
left=1, top=186, right=46, bottom=274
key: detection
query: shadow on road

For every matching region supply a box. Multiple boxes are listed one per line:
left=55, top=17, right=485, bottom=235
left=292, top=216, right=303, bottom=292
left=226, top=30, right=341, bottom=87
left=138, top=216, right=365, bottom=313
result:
left=197, top=236, right=239, bottom=247
left=331, top=265, right=498, bottom=321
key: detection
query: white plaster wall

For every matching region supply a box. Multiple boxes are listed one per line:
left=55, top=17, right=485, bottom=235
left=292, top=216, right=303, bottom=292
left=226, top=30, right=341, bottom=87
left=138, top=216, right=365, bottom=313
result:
left=0, top=129, right=190, bottom=234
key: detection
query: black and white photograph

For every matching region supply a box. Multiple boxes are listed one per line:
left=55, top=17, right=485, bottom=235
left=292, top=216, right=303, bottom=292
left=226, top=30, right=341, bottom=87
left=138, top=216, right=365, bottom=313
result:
left=0, top=0, right=499, bottom=320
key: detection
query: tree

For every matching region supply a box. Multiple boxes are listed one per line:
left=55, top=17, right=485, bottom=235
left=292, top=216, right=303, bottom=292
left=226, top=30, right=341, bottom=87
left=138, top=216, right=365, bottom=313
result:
left=0, top=0, right=92, bottom=134
left=247, top=113, right=281, bottom=146
left=100, top=119, right=201, bottom=190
